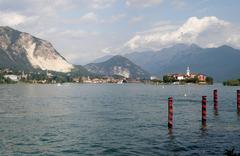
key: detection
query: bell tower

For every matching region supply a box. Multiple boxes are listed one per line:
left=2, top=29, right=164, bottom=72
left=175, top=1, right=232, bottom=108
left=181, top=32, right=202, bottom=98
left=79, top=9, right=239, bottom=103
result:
left=186, top=66, right=190, bottom=76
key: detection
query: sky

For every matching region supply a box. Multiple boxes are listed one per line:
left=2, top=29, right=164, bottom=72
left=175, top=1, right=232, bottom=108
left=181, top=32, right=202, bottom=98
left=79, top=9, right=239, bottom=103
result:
left=0, top=0, right=240, bottom=65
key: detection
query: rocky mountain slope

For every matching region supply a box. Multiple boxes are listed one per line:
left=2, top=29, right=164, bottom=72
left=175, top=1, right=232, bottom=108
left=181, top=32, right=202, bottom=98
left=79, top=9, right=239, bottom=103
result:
left=84, top=55, right=150, bottom=79
left=0, top=26, right=73, bottom=72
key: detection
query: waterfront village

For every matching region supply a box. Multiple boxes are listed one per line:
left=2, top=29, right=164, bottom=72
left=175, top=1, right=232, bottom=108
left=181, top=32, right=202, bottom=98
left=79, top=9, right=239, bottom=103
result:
left=0, top=67, right=213, bottom=85
left=162, top=67, right=213, bottom=85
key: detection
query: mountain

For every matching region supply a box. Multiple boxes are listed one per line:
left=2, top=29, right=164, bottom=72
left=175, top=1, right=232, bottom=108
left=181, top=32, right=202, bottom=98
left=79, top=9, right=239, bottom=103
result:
left=124, top=44, right=202, bottom=75
left=124, top=44, right=240, bottom=81
left=0, top=26, right=74, bottom=72
left=84, top=55, right=151, bottom=79
left=92, top=55, right=113, bottom=63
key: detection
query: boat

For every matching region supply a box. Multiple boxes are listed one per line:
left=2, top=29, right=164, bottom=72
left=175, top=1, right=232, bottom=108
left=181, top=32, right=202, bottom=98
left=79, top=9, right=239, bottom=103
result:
left=117, top=80, right=123, bottom=84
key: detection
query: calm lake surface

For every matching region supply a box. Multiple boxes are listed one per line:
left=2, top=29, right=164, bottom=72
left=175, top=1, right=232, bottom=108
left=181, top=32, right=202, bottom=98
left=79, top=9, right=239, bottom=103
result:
left=0, top=83, right=240, bottom=155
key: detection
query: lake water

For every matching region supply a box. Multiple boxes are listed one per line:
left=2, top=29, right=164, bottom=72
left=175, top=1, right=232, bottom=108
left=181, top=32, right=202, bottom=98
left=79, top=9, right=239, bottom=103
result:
left=0, top=83, right=240, bottom=155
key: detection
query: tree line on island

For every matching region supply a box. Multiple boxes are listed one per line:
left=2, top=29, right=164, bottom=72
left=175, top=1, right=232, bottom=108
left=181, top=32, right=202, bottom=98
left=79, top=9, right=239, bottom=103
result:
left=162, top=75, right=213, bottom=85
left=223, top=79, right=240, bottom=86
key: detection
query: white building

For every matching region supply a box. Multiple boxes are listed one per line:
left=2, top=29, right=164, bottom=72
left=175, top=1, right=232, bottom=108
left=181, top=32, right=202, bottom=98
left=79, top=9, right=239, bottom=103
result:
left=177, top=75, right=185, bottom=80
left=186, top=66, right=190, bottom=76
left=150, top=76, right=159, bottom=80
left=4, top=75, right=19, bottom=81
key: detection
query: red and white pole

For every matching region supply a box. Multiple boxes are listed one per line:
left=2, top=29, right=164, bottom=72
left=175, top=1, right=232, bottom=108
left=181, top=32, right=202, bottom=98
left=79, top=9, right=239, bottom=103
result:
left=237, top=90, right=240, bottom=113
left=202, top=96, right=207, bottom=126
left=213, top=89, right=218, bottom=112
left=168, top=97, right=173, bottom=129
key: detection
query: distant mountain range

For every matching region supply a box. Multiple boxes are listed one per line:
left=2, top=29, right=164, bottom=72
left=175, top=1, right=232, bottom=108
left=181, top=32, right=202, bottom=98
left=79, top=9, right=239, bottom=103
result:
left=124, top=44, right=240, bottom=81
left=92, top=44, right=240, bottom=81
left=84, top=55, right=151, bottom=79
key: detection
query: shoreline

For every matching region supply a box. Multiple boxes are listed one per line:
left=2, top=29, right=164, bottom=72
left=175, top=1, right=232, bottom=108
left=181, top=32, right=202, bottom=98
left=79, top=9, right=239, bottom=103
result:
left=0, top=82, right=224, bottom=86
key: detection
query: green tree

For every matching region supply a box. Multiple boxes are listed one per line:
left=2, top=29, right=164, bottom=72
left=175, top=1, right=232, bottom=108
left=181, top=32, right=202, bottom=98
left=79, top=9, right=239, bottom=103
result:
left=206, top=76, right=213, bottom=84
left=163, top=75, right=176, bottom=83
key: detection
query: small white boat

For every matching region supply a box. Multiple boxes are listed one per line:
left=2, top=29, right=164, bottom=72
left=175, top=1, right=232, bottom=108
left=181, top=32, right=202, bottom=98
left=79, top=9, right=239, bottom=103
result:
left=117, top=80, right=123, bottom=84
left=173, top=82, right=180, bottom=85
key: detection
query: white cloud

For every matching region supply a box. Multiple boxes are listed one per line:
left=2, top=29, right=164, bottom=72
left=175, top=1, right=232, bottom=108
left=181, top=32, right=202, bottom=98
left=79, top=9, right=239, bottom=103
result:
left=171, top=0, right=187, bottom=9
left=37, top=29, right=99, bottom=40
left=101, top=47, right=112, bottom=54
left=34, top=28, right=104, bottom=64
left=90, top=0, right=116, bottom=9
left=0, top=12, right=26, bottom=26
left=0, top=0, right=74, bottom=17
left=78, top=12, right=101, bottom=23
left=129, top=16, right=143, bottom=24
left=111, top=14, right=126, bottom=22
left=125, top=0, right=162, bottom=7
left=125, top=16, right=240, bottom=51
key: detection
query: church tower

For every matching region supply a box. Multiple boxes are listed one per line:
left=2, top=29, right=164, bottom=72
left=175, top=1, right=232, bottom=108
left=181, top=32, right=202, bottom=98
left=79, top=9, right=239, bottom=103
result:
left=186, top=66, right=190, bottom=76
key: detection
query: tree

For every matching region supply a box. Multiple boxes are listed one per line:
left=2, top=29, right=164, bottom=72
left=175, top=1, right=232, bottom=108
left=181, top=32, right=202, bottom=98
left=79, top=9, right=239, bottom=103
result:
left=206, top=76, right=213, bottom=84
left=163, top=75, right=176, bottom=83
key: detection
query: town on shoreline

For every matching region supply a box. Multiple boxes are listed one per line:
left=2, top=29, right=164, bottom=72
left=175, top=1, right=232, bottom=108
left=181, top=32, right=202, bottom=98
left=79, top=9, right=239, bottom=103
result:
left=0, top=67, right=217, bottom=85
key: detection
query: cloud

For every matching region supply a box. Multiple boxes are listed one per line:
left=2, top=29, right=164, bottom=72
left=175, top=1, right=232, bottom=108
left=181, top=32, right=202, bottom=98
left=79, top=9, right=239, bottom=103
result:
left=101, top=47, right=112, bottom=54
left=0, top=0, right=74, bottom=17
left=111, top=14, right=126, bottom=22
left=171, top=0, right=187, bottom=9
left=129, top=16, right=144, bottom=24
left=125, top=0, right=163, bottom=7
left=36, top=28, right=99, bottom=40
left=0, top=12, right=26, bottom=26
left=79, top=12, right=99, bottom=23
left=90, top=0, right=116, bottom=9
left=125, top=16, right=240, bottom=51
left=35, top=28, right=104, bottom=64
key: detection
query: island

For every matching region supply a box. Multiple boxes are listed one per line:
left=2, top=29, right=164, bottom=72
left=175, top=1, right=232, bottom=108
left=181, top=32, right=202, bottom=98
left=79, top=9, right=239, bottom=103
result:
left=162, top=67, right=213, bottom=85
left=223, top=79, right=240, bottom=86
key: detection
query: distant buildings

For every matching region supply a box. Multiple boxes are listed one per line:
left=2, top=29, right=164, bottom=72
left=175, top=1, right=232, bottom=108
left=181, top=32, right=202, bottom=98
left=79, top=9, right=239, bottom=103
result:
left=164, top=67, right=209, bottom=84
left=3, top=75, right=19, bottom=81
left=150, top=76, right=159, bottom=80
left=72, top=76, right=138, bottom=84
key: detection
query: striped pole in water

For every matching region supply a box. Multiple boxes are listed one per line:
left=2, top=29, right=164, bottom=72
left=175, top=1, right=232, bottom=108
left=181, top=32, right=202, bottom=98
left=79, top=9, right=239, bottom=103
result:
left=202, top=96, right=207, bottom=126
left=213, top=89, right=218, bottom=112
left=237, top=90, right=240, bottom=113
left=168, top=97, right=173, bottom=129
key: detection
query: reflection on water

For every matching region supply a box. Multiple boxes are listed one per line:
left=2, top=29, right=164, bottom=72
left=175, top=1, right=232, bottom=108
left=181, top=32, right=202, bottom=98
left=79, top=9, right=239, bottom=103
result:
left=0, top=83, right=240, bottom=155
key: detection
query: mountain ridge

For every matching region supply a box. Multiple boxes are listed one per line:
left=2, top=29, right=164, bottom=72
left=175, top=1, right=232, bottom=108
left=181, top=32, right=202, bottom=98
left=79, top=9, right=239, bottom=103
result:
left=84, top=55, right=151, bottom=79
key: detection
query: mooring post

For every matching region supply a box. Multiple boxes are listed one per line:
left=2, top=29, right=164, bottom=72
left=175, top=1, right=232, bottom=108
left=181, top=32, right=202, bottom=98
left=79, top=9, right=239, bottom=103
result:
left=214, top=89, right=218, bottom=112
left=237, top=90, right=240, bottom=113
left=202, top=96, right=207, bottom=126
left=168, top=97, right=173, bottom=129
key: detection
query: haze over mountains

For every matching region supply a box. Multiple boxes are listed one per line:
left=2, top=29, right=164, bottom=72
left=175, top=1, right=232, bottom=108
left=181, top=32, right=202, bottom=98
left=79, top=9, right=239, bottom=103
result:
left=93, top=44, right=240, bottom=81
